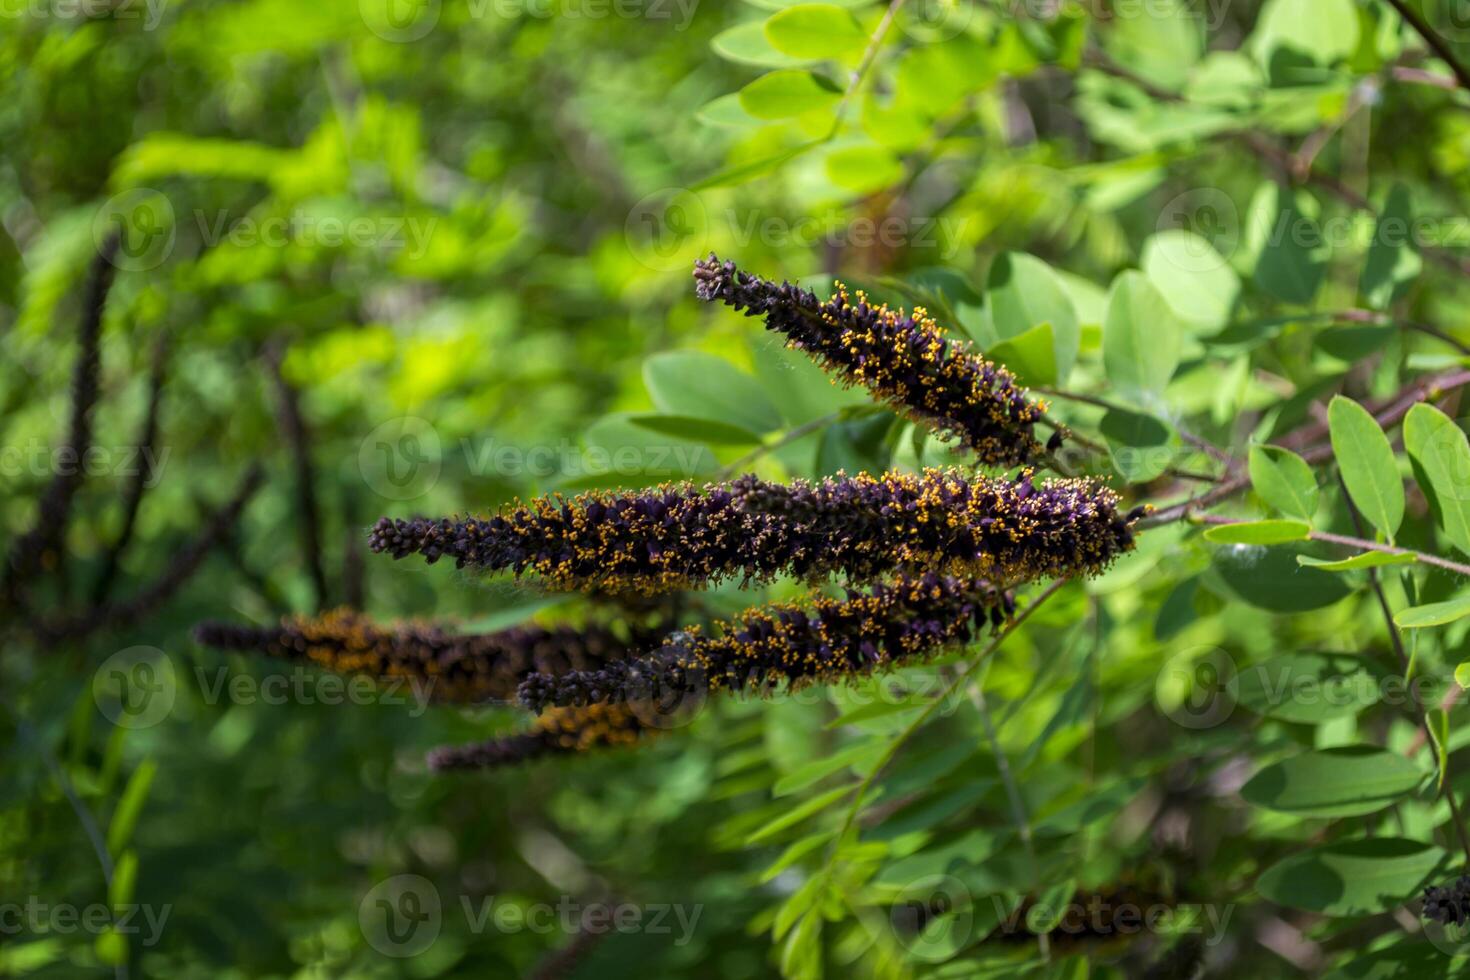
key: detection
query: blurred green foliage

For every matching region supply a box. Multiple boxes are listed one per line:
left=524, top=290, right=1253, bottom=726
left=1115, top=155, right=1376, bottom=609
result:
left=9, top=0, right=1470, bottom=977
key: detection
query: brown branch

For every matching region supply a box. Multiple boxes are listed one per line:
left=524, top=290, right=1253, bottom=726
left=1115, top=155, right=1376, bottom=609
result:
left=264, top=341, right=329, bottom=611
left=2, top=236, right=119, bottom=609
left=40, top=465, right=264, bottom=640
left=91, top=335, right=170, bottom=604
left=1141, top=369, right=1470, bottom=527
left=1381, top=0, right=1470, bottom=92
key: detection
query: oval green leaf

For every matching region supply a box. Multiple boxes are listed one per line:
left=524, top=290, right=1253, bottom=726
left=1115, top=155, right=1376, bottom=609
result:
left=738, top=70, right=842, bottom=119
left=1255, top=838, right=1445, bottom=917
left=1248, top=445, right=1319, bottom=520
left=1231, top=651, right=1387, bottom=724
left=1328, top=396, right=1404, bottom=540
left=643, top=351, right=783, bottom=435
left=764, top=4, right=867, bottom=59
left=1404, top=403, right=1470, bottom=557
left=1241, top=746, right=1424, bottom=818
left=1103, top=270, right=1181, bottom=401
left=1203, top=519, right=1310, bottom=545
left=1297, top=551, right=1416, bottom=572
left=1394, top=593, right=1470, bottom=630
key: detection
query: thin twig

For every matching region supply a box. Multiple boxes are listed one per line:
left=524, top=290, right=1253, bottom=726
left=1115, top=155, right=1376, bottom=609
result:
left=969, top=679, right=1049, bottom=961
left=1191, top=513, right=1470, bottom=578
left=92, top=335, right=170, bottom=605
left=264, top=342, right=329, bottom=611
left=1336, top=475, right=1470, bottom=863
left=829, top=577, right=1071, bottom=848
left=39, top=466, right=264, bottom=639
left=2, top=236, right=119, bottom=609
left=830, top=0, right=907, bottom=132
left=717, top=411, right=845, bottom=479
left=1141, top=368, right=1470, bottom=527
left=1381, top=0, right=1470, bottom=92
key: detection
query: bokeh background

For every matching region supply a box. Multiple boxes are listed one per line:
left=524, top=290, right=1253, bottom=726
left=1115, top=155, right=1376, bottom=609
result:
left=8, top=0, right=1470, bottom=976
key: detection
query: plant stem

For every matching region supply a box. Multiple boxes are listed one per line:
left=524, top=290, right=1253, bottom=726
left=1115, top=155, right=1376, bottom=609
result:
left=1336, top=476, right=1470, bottom=864
left=717, top=411, right=845, bottom=479
left=830, top=0, right=907, bottom=132
left=1189, top=514, right=1470, bottom=578
left=829, top=577, right=1071, bottom=847
left=1381, top=0, right=1470, bottom=92
left=969, top=676, right=1049, bottom=961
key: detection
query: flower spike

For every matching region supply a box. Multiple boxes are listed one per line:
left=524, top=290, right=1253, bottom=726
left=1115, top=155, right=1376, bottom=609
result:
left=518, top=573, right=1012, bottom=711
left=369, top=468, right=1135, bottom=595
left=694, top=253, right=1050, bottom=466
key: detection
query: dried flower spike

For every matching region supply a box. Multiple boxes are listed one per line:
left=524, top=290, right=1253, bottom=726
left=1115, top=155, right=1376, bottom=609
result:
left=194, top=608, right=640, bottom=704
left=694, top=253, right=1049, bottom=466
left=426, top=704, right=650, bottom=771
left=369, top=468, right=1135, bottom=595
left=518, top=573, right=1012, bottom=711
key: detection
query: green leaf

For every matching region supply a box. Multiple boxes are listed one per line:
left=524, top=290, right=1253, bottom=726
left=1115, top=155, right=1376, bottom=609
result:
left=695, top=94, right=762, bottom=129
left=772, top=742, right=884, bottom=797
left=626, top=414, right=762, bottom=446
left=764, top=4, right=867, bottom=59
left=759, top=832, right=834, bottom=883
left=1250, top=0, right=1361, bottom=71
left=815, top=413, right=893, bottom=476
left=774, top=872, right=827, bottom=940
left=1231, top=651, right=1387, bottom=724
left=1328, top=396, right=1404, bottom=540
left=1254, top=199, right=1325, bottom=304
left=1241, top=746, right=1424, bottom=817
left=745, top=784, right=855, bottom=844
left=1394, top=593, right=1470, bottom=629
left=894, top=36, right=998, bottom=117
left=1315, top=325, right=1396, bottom=361
left=578, top=413, right=718, bottom=485
left=1255, top=838, right=1445, bottom=917
left=1210, top=545, right=1351, bottom=612
left=1361, top=182, right=1421, bottom=310
left=985, top=253, right=1080, bottom=383
left=1456, top=663, right=1470, bottom=689
left=824, top=144, right=903, bottom=194
left=1203, top=519, right=1311, bottom=545
left=738, top=70, right=842, bottom=119
left=643, top=352, right=782, bottom=435
left=109, top=850, right=139, bottom=907
left=711, top=21, right=812, bottom=68
left=1102, top=0, right=1202, bottom=91
left=1297, top=551, right=1416, bottom=572
left=986, top=321, right=1058, bottom=387
left=1102, top=270, right=1180, bottom=401
left=1248, top=445, right=1319, bottom=520
left=1325, top=943, right=1464, bottom=980
left=1099, top=408, right=1179, bottom=483
left=1142, top=229, right=1240, bottom=333
left=693, top=139, right=827, bottom=190
left=1404, top=403, right=1470, bottom=556
left=107, top=758, right=158, bottom=855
